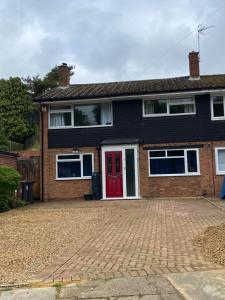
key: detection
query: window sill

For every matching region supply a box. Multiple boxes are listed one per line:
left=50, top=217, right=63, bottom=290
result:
left=211, top=117, right=225, bottom=121
left=148, top=173, right=201, bottom=177
left=49, top=124, right=113, bottom=129
left=143, top=113, right=196, bottom=118
left=55, top=177, right=92, bottom=181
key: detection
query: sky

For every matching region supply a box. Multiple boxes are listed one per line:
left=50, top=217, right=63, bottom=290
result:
left=0, top=0, right=225, bottom=84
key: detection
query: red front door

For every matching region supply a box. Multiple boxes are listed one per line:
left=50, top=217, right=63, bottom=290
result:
left=105, top=151, right=123, bottom=198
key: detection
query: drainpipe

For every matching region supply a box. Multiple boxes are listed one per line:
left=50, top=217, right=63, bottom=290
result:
left=40, top=105, right=45, bottom=202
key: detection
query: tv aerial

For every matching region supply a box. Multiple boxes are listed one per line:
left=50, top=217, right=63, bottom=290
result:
left=197, top=24, right=214, bottom=56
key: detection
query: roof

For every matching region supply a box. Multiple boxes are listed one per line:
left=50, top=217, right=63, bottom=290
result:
left=35, top=74, right=225, bottom=103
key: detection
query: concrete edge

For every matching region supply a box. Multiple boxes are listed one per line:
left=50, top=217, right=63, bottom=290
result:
left=164, top=273, right=191, bottom=300
left=202, top=196, right=225, bottom=212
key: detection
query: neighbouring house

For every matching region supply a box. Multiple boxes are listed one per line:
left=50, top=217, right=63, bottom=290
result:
left=34, top=52, right=225, bottom=201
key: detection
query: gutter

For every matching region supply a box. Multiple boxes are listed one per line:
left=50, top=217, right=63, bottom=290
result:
left=33, top=88, right=225, bottom=105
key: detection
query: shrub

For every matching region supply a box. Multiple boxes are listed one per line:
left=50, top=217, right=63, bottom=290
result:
left=0, top=166, right=20, bottom=212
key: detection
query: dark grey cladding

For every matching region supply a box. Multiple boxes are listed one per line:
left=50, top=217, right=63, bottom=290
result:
left=48, top=94, right=225, bottom=148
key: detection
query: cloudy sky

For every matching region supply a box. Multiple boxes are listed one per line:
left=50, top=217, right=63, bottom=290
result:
left=0, top=0, right=225, bottom=83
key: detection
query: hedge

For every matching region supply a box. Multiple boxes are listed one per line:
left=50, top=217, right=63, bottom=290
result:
left=0, top=166, right=20, bottom=212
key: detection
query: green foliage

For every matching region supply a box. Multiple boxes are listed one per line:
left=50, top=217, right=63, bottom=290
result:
left=24, top=65, right=74, bottom=97
left=0, top=77, right=35, bottom=143
left=0, top=128, right=9, bottom=151
left=0, top=166, right=20, bottom=212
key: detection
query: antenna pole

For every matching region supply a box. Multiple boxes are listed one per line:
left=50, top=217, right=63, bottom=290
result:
left=197, top=24, right=214, bottom=58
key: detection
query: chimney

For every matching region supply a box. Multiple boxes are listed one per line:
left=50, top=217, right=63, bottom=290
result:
left=58, top=63, right=70, bottom=87
left=189, top=51, right=200, bottom=80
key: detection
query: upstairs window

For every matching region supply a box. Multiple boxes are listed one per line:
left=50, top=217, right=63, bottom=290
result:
left=211, top=95, right=225, bottom=119
left=49, top=105, right=72, bottom=128
left=149, top=149, right=199, bottom=176
left=74, top=102, right=112, bottom=127
left=143, top=97, right=195, bottom=116
left=56, top=153, right=93, bottom=179
left=49, top=102, right=112, bottom=128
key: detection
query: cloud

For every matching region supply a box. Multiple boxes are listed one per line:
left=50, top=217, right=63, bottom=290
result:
left=0, top=0, right=224, bottom=83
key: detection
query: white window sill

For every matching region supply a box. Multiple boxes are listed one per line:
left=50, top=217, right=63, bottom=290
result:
left=216, top=173, right=225, bottom=176
left=148, top=173, right=201, bottom=177
left=143, top=113, right=196, bottom=118
left=55, top=177, right=92, bottom=181
left=49, top=124, right=113, bottom=129
left=211, top=117, right=225, bottom=121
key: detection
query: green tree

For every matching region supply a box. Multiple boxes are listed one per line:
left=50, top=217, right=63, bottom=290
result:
left=24, top=64, right=74, bottom=97
left=0, top=128, right=9, bottom=151
left=0, top=77, right=34, bottom=143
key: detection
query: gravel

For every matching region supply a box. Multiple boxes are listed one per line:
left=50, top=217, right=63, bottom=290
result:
left=0, top=201, right=115, bottom=284
left=194, top=222, right=225, bottom=265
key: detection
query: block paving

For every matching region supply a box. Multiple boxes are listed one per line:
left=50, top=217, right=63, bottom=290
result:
left=33, top=198, right=225, bottom=282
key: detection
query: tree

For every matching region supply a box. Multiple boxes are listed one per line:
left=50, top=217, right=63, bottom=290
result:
left=0, top=128, right=9, bottom=151
left=24, top=64, right=74, bottom=98
left=0, top=77, right=35, bottom=143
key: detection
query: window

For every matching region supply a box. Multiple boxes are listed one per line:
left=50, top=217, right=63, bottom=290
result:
left=144, top=99, right=167, bottom=115
left=215, top=148, right=225, bottom=175
left=49, top=105, right=72, bottom=128
left=56, top=153, right=93, bottom=179
left=149, top=149, right=199, bottom=176
left=211, top=95, right=225, bottom=119
left=143, top=97, right=195, bottom=116
left=169, top=98, right=195, bottom=114
left=49, top=102, right=112, bottom=128
left=74, top=103, right=112, bottom=127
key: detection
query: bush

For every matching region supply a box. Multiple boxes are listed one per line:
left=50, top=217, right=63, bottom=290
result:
left=0, top=166, right=20, bottom=212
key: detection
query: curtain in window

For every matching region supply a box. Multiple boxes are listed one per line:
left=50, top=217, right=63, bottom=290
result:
left=50, top=113, right=65, bottom=127
left=101, top=103, right=112, bottom=125
left=184, top=104, right=194, bottom=113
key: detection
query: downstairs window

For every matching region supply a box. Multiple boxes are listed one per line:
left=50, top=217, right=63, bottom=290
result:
left=56, top=153, right=93, bottom=179
left=215, top=148, right=225, bottom=175
left=149, top=149, right=199, bottom=176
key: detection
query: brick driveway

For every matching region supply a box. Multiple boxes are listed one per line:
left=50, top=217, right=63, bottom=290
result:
left=34, top=198, right=225, bottom=282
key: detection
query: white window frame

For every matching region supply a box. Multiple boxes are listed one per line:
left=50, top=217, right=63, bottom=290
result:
left=210, top=94, right=225, bottom=120
left=148, top=148, right=200, bottom=177
left=56, top=153, right=94, bottom=180
left=215, top=147, right=225, bottom=175
left=49, top=105, right=73, bottom=129
left=143, top=97, right=196, bottom=117
left=49, top=102, right=113, bottom=129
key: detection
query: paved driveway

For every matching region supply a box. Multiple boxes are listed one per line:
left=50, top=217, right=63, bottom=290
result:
left=34, top=198, right=225, bottom=282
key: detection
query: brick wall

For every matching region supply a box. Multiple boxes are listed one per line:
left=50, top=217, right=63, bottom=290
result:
left=139, top=141, right=225, bottom=198
left=0, top=152, right=18, bottom=169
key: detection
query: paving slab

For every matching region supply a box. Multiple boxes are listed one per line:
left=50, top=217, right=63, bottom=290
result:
left=166, top=270, right=225, bottom=300
left=0, top=287, right=56, bottom=300
left=59, top=276, right=183, bottom=299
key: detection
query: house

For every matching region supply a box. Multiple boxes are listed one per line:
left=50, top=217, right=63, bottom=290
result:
left=35, top=52, right=225, bottom=201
